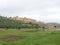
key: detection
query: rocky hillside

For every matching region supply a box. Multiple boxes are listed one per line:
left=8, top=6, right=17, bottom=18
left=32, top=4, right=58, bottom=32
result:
left=11, top=16, right=45, bottom=27
left=0, top=16, right=55, bottom=29
left=0, top=16, right=41, bottom=29
left=11, top=16, right=55, bottom=29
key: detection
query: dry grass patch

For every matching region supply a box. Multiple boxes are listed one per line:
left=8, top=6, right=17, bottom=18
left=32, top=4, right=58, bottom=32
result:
left=0, top=35, right=25, bottom=41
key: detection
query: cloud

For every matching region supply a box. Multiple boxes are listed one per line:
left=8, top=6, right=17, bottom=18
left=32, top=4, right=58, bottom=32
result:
left=0, top=0, right=60, bottom=23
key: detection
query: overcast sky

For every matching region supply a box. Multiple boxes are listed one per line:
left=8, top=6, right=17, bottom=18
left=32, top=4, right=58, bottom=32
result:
left=0, top=0, right=60, bottom=23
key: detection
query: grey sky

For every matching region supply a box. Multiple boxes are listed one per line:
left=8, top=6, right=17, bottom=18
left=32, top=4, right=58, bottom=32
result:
left=0, top=0, right=60, bottom=23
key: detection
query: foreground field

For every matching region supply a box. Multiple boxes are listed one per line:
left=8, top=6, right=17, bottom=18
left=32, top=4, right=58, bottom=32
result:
left=0, top=29, right=60, bottom=45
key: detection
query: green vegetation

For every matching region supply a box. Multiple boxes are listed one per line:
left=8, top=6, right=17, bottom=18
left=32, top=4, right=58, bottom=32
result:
left=0, top=29, right=60, bottom=45
left=0, top=16, right=40, bottom=29
left=0, top=16, right=60, bottom=45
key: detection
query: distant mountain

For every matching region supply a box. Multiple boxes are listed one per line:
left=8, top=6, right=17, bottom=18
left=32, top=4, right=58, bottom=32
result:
left=47, top=23, right=60, bottom=28
left=47, top=23, right=60, bottom=25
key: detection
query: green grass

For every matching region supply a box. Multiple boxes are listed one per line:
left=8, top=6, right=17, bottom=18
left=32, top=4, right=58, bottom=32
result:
left=0, top=29, right=60, bottom=45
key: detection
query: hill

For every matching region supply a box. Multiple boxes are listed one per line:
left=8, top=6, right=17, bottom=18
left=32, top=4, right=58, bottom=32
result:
left=11, top=16, right=56, bottom=29
left=11, top=16, right=45, bottom=27
left=0, top=16, right=41, bottom=29
left=0, top=16, right=56, bottom=29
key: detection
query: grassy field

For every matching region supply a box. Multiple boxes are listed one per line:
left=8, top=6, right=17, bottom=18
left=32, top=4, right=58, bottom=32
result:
left=0, top=29, right=60, bottom=45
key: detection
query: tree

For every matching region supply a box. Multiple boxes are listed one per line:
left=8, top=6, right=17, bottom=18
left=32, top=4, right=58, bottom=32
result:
left=42, top=26, right=45, bottom=31
left=54, top=26, right=56, bottom=30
